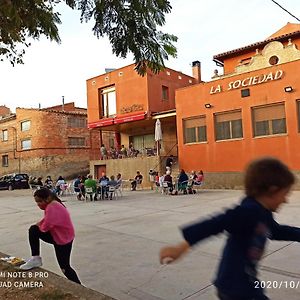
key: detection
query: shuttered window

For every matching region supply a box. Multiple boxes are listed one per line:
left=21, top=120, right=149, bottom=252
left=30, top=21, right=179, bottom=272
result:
left=215, top=110, right=243, bottom=141
left=252, top=103, right=286, bottom=137
left=68, top=137, right=86, bottom=147
left=183, top=116, right=207, bottom=143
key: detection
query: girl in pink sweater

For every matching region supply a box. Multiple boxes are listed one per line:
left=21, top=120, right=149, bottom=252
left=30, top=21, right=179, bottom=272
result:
left=20, top=188, right=81, bottom=284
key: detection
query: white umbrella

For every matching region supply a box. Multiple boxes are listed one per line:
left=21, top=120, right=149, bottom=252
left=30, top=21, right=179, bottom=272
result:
left=155, top=119, right=162, bottom=155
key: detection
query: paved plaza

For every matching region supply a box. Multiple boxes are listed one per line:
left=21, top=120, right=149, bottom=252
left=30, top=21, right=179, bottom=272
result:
left=1, top=188, right=300, bottom=300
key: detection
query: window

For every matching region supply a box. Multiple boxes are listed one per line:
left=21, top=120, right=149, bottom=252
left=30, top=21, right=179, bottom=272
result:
left=67, top=117, right=87, bottom=128
left=2, top=155, right=8, bottom=167
left=100, top=86, right=116, bottom=118
left=162, top=86, right=169, bottom=101
left=215, top=110, right=243, bottom=141
left=2, top=130, right=8, bottom=141
left=131, top=134, right=155, bottom=153
left=21, top=139, right=31, bottom=150
left=21, top=120, right=31, bottom=131
left=252, top=103, right=286, bottom=137
left=68, top=137, right=86, bottom=147
left=183, top=116, right=207, bottom=144
left=269, top=55, right=279, bottom=65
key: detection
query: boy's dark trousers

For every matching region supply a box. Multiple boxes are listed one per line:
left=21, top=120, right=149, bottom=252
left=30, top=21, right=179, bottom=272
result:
left=29, top=225, right=81, bottom=284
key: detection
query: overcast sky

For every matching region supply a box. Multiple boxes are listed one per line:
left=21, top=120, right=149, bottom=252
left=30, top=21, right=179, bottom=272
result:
left=1, top=0, right=300, bottom=112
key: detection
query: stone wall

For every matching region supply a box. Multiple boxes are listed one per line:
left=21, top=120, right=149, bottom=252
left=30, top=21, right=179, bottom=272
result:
left=4, top=154, right=89, bottom=180
left=90, top=156, right=160, bottom=188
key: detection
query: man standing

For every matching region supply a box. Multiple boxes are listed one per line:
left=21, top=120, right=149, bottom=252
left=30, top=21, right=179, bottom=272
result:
left=166, top=155, right=174, bottom=172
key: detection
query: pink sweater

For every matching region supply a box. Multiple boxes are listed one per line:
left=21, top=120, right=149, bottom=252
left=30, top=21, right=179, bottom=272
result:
left=39, top=201, right=75, bottom=245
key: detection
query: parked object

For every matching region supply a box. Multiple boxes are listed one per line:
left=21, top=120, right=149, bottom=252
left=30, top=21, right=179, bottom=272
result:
left=0, top=173, right=29, bottom=190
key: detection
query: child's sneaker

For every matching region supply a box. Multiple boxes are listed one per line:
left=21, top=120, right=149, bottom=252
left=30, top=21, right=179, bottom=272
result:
left=19, top=256, right=42, bottom=270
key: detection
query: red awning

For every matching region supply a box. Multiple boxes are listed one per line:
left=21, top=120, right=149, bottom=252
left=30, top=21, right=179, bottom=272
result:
left=88, top=118, right=114, bottom=128
left=114, top=112, right=146, bottom=124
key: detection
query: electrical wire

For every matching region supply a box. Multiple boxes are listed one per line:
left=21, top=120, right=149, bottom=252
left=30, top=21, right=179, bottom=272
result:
left=270, top=0, right=300, bottom=22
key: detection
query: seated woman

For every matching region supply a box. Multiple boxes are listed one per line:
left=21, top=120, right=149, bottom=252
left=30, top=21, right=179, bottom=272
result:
left=177, top=169, right=189, bottom=194
left=36, top=177, right=44, bottom=187
left=44, top=176, right=54, bottom=190
left=163, top=171, right=173, bottom=192
left=194, top=170, right=204, bottom=185
left=55, top=176, right=66, bottom=195
left=116, top=173, right=122, bottom=186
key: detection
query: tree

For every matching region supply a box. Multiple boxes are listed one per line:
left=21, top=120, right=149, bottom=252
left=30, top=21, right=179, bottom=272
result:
left=0, top=0, right=177, bottom=75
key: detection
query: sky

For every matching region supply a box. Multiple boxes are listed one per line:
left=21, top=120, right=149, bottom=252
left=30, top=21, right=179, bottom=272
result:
left=1, top=0, right=300, bottom=112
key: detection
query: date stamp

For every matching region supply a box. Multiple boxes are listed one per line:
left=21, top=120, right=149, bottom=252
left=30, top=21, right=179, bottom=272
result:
left=254, top=280, right=300, bottom=289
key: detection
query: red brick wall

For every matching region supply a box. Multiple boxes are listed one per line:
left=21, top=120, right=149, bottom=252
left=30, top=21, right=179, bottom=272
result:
left=0, top=107, right=100, bottom=179
left=0, top=106, right=11, bottom=117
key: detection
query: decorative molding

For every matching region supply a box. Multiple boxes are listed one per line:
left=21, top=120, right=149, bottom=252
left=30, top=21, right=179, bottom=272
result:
left=235, top=40, right=300, bottom=74
left=120, top=104, right=144, bottom=114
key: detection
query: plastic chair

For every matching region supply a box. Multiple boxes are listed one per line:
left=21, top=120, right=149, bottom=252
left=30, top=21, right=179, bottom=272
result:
left=162, top=182, right=169, bottom=195
left=177, top=180, right=188, bottom=194
left=84, top=187, right=95, bottom=202
left=108, top=186, right=117, bottom=200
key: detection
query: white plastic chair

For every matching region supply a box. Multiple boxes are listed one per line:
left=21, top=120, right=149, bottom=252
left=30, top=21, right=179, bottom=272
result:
left=84, top=187, right=95, bottom=202
left=108, top=186, right=117, bottom=200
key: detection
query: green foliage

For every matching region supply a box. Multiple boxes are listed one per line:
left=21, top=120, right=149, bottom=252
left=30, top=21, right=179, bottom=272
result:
left=0, top=0, right=61, bottom=66
left=0, top=0, right=177, bottom=75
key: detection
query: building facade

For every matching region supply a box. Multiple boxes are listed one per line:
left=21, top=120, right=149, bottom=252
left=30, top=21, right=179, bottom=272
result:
left=87, top=63, right=197, bottom=183
left=0, top=102, right=100, bottom=179
left=176, top=23, right=300, bottom=188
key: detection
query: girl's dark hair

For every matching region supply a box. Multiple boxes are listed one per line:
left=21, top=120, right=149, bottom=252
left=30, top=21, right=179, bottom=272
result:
left=244, top=157, right=295, bottom=197
left=33, top=188, right=64, bottom=206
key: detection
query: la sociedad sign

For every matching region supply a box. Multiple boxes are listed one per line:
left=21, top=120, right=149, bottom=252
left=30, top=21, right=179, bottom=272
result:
left=210, top=70, right=283, bottom=94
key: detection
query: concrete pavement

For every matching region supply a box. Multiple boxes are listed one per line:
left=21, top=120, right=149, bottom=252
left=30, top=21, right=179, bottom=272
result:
left=1, top=188, right=300, bottom=300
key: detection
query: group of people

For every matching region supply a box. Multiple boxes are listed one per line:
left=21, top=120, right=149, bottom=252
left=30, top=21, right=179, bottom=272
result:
left=100, top=143, right=140, bottom=160
left=29, top=175, right=68, bottom=195
left=18, top=156, right=300, bottom=300
left=154, top=169, right=204, bottom=195
left=73, top=172, right=122, bottom=201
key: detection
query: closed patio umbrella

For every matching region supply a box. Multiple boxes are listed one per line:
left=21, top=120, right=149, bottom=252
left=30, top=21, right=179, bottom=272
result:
left=155, top=119, right=162, bottom=155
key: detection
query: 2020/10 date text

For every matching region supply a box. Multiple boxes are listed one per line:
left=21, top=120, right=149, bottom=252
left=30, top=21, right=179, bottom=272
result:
left=254, top=280, right=300, bottom=289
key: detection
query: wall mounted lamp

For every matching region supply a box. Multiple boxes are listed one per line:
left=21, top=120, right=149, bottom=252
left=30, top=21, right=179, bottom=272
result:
left=204, top=103, right=213, bottom=108
left=284, top=86, right=293, bottom=93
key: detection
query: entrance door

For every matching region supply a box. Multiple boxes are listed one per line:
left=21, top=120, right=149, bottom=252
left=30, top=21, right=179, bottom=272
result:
left=95, top=165, right=106, bottom=179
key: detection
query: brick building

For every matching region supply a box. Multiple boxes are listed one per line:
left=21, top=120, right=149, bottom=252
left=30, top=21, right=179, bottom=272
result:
left=176, top=23, right=300, bottom=188
left=0, top=102, right=100, bottom=179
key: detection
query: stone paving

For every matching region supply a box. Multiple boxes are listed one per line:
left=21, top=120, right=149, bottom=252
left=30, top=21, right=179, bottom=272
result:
left=1, top=188, right=300, bottom=300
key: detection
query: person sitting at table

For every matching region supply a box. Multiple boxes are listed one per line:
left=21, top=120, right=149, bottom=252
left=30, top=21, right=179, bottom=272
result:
left=44, top=176, right=54, bottom=190
left=73, top=175, right=83, bottom=200
left=84, top=174, right=97, bottom=201
left=55, top=176, right=66, bottom=195
left=163, top=171, right=173, bottom=192
left=177, top=169, right=189, bottom=194
left=116, top=173, right=122, bottom=186
left=194, top=170, right=204, bottom=185
left=98, top=172, right=109, bottom=199
left=36, top=177, right=44, bottom=187
left=107, top=175, right=118, bottom=200
left=131, top=171, right=143, bottom=191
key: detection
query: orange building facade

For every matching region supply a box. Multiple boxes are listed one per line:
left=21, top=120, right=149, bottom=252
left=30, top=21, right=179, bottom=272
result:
left=86, top=63, right=197, bottom=182
left=176, top=23, right=300, bottom=187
